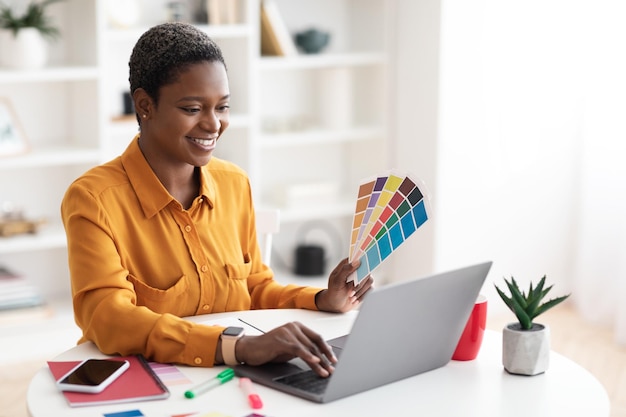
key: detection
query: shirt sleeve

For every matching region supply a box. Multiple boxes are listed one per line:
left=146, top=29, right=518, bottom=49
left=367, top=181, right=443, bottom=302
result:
left=62, top=183, right=223, bottom=367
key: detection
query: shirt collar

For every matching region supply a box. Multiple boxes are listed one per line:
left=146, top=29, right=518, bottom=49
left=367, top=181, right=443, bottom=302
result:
left=121, top=136, right=216, bottom=218
left=198, top=164, right=216, bottom=208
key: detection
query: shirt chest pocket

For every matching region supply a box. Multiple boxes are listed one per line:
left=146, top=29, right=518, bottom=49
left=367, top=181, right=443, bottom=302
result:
left=224, top=259, right=252, bottom=280
left=223, top=258, right=252, bottom=310
left=127, top=274, right=194, bottom=316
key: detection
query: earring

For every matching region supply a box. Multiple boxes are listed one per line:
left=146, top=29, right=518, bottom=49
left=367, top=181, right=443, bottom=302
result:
left=142, top=114, right=147, bottom=119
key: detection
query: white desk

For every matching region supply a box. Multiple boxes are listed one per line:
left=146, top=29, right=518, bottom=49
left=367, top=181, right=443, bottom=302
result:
left=28, top=309, right=610, bottom=417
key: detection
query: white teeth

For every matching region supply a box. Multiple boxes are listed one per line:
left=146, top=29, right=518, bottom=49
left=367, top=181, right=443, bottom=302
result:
left=190, top=137, right=215, bottom=146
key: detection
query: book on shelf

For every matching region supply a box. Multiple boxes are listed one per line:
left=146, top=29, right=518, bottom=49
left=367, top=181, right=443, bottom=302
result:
left=0, top=304, right=54, bottom=325
left=47, top=355, right=170, bottom=408
left=260, top=0, right=298, bottom=56
left=206, top=0, right=238, bottom=25
left=0, top=265, right=44, bottom=310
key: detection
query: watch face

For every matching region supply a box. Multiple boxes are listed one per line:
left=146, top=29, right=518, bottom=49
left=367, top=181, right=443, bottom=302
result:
left=223, top=326, right=244, bottom=337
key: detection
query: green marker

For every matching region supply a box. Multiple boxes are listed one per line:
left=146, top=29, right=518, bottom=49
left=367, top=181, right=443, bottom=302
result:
left=184, top=368, right=235, bottom=399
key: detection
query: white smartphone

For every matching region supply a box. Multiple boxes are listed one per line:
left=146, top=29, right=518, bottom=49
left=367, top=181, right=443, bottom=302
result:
left=56, top=359, right=130, bottom=394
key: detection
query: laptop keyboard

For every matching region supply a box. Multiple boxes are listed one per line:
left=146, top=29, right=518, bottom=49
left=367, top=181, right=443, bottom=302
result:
left=274, top=370, right=330, bottom=395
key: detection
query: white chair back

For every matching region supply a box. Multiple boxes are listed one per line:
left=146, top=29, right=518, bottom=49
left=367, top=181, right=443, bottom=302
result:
left=255, top=209, right=280, bottom=266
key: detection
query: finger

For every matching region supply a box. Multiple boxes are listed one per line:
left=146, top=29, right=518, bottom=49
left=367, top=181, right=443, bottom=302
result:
left=296, top=323, right=337, bottom=362
left=353, top=276, right=374, bottom=299
left=349, top=257, right=361, bottom=269
left=301, top=341, right=335, bottom=377
left=291, top=324, right=337, bottom=377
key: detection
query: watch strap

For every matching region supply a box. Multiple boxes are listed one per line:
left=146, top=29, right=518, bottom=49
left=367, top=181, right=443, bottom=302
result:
left=221, top=329, right=243, bottom=366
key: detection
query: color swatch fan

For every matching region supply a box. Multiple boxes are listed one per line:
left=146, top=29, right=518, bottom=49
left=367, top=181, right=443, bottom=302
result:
left=347, top=172, right=429, bottom=284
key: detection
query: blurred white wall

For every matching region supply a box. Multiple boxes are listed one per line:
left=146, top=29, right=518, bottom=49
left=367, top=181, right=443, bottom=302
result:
left=391, top=0, right=626, bottom=329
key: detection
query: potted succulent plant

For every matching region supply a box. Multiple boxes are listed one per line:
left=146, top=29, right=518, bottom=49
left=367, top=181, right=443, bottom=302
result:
left=495, top=275, right=570, bottom=376
left=0, top=0, right=64, bottom=69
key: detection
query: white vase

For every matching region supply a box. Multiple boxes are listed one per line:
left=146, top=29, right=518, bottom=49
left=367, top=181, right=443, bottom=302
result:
left=502, top=322, right=550, bottom=376
left=0, top=28, right=49, bottom=69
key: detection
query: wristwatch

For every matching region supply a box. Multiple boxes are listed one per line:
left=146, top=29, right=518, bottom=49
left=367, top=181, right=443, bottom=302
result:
left=221, top=326, right=245, bottom=366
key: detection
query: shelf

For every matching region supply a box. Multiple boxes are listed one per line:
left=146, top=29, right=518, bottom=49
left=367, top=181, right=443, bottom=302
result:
left=0, top=146, right=101, bottom=170
left=105, top=23, right=251, bottom=43
left=259, top=199, right=354, bottom=223
left=0, top=66, right=99, bottom=84
left=259, top=126, right=385, bottom=148
left=258, top=52, right=386, bottom=71
left=0, top=224, right=66, bottom=254
left=109, top=113, right=250, bottom=136
left=272, top=266, right=328, bottom=288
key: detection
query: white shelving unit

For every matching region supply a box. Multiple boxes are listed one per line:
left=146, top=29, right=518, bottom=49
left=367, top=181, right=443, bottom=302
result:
left=0, top=0, right=393, bottom=361
left=0, top=0, right=102, bottom=361
left=253, top=0, right=392, bottom=280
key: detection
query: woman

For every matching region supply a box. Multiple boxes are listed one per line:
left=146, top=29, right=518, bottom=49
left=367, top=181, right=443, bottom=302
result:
left=61, top=22, right=372, bottom=377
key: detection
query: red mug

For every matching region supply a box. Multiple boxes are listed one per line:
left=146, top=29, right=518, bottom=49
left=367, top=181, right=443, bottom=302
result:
left=452, top=294, right=487, bottom=361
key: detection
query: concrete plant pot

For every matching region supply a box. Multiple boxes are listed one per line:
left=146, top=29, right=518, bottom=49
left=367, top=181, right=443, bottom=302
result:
left=502, top=322, right=550, bottom=376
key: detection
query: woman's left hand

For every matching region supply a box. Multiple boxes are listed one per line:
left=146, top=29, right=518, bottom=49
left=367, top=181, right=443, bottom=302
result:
left=315, top=258, right=373, bottom=313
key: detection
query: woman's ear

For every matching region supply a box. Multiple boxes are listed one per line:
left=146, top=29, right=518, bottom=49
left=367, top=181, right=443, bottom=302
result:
left=133, top=88, right=152, bottom=119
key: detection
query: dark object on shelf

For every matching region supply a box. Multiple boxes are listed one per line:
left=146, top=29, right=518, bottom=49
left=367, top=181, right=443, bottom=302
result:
left=123, top=91, right=134, bottom=115
left=295, top=28, right=331, bottom=54
left=295, top=244, right=325, bottom=276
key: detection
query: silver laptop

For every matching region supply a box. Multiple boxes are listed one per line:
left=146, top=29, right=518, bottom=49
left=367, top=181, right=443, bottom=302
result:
left=234, top=261, right=492, bottom=403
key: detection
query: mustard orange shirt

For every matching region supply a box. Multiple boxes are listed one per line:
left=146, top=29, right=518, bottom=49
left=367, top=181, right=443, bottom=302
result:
left=61, top=137, right=321, bottom=367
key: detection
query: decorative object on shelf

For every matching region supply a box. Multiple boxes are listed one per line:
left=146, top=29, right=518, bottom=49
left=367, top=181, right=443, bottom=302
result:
left=0, top=265, right=44, bottom=311
left=166, top=0, right=187, bottom=22
left=273, top=181, right=340, bottom=209
left=0, top=201, right=46, bottom=237
left=495, top=275, right=570, bottom=376
left=0, top=0, right=64, bottom=69
left=260, top=0, right=297, bottom=56
left=294, top=220, right=343, bottom=277
left=106, top=0, right=140, bottom=29
left=261, top=114, right=311, bottom=133
left=347, top=171, right=430, bottom=284
left=295, top=28, right=330, bottom=54
left=317, top=68, right=352, bottom=129
left=206, top=0, right=238, bottom=25
left=122, top=91, right=134, bottom=115
left=0, top=97, right=29, bottom=157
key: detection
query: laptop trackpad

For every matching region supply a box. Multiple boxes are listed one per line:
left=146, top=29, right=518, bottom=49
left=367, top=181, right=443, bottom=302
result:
left=328, top=334, right=348, bottom=350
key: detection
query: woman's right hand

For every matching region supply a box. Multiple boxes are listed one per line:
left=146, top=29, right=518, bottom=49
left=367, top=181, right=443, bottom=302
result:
left=234, top=321, right=337, bottom=377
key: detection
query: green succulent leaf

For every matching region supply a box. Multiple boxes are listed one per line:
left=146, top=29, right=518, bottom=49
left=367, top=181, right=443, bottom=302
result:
left=494, top=284, right=515, bottom=312
left=506, top=277, right=528, bottom=310
left=525, top=277, right=547, bottom=319
left=513, top=301, right=532, bottom=329
left=535, top=294, right=571, bottom=317
left=496, top=275, right=569, bottom=329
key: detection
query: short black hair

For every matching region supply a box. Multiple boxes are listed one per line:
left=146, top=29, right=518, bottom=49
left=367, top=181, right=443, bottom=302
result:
left=129, top=22, right=226, bottom=106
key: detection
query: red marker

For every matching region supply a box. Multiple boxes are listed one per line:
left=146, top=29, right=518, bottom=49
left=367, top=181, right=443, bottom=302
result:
left=239, top=377, right=263, bottom=409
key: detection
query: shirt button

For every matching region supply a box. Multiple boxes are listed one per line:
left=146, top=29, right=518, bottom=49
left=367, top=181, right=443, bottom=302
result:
left=202, top=304, right=210, bottom=311
left=185, top=225, right=192, bottom=232
left=194, top=357, right=202, bottom=365
left=201, top=265, right=208, bottom=272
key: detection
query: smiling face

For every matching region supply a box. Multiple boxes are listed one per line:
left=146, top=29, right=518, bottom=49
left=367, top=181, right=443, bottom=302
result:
left=135, top=60, right=230, bottom=170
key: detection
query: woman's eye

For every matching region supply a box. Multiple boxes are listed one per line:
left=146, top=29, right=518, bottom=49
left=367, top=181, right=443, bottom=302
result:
left=218, top=104, right=230, bottom=112
left=182, top=107, right=200, bottom=114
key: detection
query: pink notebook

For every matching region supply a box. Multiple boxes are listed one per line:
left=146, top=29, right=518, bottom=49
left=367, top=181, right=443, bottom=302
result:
left=48, top=355, right=170, bottom=407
